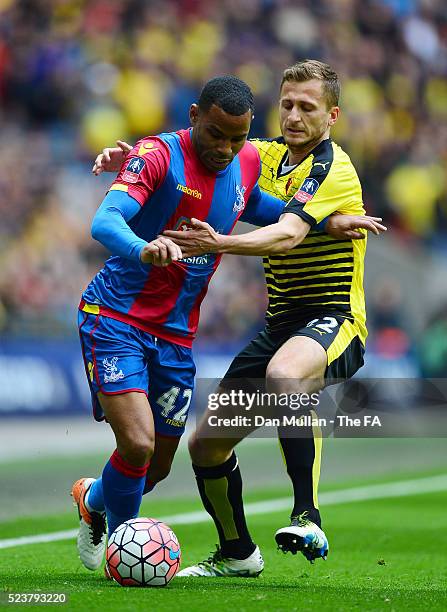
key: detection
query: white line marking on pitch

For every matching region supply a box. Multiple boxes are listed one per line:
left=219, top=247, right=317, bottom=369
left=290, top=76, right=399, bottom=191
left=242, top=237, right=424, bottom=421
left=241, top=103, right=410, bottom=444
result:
left=0, top=474, right=446, bottom=550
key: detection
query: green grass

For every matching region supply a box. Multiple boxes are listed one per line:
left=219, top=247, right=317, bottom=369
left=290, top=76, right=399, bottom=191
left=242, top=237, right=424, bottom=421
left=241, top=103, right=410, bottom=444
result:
left=1, top=476, right=447, bottom=611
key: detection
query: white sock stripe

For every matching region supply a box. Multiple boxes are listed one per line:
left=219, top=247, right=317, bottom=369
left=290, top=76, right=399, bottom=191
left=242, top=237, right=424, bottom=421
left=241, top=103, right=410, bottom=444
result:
left=83, top=488, right=93, bottom=514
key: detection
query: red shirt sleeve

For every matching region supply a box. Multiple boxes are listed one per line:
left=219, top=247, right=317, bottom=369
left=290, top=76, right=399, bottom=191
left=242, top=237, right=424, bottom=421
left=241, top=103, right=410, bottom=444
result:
left=109, top=137, right=170, bottom=206
left=237, top=140, right=262, bottom=203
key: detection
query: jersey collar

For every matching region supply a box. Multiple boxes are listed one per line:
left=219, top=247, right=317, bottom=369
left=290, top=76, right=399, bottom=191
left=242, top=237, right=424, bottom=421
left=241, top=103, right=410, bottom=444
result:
left=278, top=137, right=332, bottom=179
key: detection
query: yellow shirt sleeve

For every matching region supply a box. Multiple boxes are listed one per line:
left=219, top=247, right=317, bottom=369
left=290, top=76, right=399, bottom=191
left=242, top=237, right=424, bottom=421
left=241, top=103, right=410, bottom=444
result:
left=285, top=160, right=364, bottom=225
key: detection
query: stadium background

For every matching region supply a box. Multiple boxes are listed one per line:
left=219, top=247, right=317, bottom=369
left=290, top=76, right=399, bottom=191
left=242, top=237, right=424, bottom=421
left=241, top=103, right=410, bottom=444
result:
left=0, top=0, right=446, bottom=528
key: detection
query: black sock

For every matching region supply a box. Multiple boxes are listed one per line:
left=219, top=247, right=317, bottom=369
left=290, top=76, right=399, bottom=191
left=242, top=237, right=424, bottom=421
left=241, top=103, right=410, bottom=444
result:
left=278, top=412, right=322, bottom=527
left=192, top=452, right=256, bottom=560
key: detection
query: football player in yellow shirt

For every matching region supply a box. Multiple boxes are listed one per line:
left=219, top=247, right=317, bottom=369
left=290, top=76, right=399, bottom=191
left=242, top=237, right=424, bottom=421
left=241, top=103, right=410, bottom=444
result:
left=165, top=60, right=378, bottom=577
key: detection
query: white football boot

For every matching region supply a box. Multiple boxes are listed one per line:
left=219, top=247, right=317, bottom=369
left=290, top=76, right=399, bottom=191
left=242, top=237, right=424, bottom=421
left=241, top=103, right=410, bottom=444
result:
left=275, top=512, right=328, bottom=562
left=177, top=545, right=264, bottom=577
left=71, top=477, right=107, bottom=570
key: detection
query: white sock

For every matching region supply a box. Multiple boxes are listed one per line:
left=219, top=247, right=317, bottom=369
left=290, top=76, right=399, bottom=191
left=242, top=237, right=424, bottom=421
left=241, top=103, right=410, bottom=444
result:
left=84, top=487, right=94, bottom=513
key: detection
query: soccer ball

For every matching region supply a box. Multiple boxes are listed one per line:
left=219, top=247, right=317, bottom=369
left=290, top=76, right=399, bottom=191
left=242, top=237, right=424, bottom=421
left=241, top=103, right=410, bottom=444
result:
left=106, top=517, right=181, bottom=587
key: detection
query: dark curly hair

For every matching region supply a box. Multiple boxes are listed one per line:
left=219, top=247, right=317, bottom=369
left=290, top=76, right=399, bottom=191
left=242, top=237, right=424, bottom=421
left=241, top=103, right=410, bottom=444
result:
left=198, top=75, right=254, bottom=116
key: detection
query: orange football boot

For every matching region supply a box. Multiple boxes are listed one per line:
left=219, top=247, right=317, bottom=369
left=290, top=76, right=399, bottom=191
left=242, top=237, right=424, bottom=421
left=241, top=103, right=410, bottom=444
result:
left=71, top=477, right=106, bottom=570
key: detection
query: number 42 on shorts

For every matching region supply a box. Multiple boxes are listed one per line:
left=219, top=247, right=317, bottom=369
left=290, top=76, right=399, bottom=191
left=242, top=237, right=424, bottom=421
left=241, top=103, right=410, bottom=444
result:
left=157, top=387, right=193, bottom=423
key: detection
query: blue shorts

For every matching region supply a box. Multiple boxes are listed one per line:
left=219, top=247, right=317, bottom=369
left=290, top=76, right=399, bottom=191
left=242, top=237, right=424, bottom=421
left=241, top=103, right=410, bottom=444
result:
left=78, top=311, right=196, bottom=437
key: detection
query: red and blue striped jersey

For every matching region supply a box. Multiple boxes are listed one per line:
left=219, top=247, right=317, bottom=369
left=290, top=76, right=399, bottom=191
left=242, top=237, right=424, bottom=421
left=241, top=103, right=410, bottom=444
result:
left=81, top=128, right=268, bottom=347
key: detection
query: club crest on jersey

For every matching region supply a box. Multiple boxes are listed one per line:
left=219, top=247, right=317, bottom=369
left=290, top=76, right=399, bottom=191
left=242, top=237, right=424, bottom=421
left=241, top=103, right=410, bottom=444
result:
left=103, top=357, right=124, bottom=384
left=293, top=177, right=319, bottom=204
left=123, top=157, right=146, bottom=183
left=233, top=185, right=246, bottom=212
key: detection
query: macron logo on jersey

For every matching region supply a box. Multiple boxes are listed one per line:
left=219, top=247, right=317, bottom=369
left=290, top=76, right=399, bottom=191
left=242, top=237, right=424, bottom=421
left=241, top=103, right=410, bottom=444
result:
left=123, top=157, right=146, bottom=183
left=176, top=183, right=202, bottom=199
left=293, top=177, right=320, bottom=204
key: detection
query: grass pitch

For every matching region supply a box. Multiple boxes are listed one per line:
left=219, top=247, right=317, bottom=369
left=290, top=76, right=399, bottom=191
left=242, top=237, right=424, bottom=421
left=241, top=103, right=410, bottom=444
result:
left=1, top=472, right=446, bottom=611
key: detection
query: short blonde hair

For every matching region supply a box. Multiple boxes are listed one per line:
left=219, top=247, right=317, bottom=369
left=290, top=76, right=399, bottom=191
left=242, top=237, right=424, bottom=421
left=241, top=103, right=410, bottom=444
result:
left=281, top=60, right=340, bottom=108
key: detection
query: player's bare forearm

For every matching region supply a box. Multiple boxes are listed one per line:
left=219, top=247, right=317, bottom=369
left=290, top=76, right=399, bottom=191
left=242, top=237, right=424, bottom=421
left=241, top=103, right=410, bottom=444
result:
left=163, top=214, right=310, bottom=257
left=214, top=214, right=309, bottom=255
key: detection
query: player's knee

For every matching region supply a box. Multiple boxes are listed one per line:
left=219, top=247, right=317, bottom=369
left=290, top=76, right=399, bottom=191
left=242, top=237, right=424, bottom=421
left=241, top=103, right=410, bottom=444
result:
left=118, top=432, right=155, bottom=466
left=266, top=361, right=287, bottom=382
left=266, top=361, right=321, bottom=394
left=188, top=433, right=213, bottom=464
left=188, top=433, right=231, bottom=466
left=187, top=433, right=205, bottom=463
left=266, top=361, right=295, bottom=390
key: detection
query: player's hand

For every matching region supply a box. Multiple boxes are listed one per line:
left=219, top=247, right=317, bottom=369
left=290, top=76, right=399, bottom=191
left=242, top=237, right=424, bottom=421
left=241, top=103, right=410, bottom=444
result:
left=92, top=140, right=133, bottom=175
left=325, top=214, right=387, bottom=240
left=140, top=237, right=182, bottom=266
left=163, top=218, right=221, bottom=257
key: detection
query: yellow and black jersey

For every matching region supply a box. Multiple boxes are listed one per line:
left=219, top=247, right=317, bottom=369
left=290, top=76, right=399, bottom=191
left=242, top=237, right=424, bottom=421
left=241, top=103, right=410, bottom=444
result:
left=250, top=136, right=367, bottom=345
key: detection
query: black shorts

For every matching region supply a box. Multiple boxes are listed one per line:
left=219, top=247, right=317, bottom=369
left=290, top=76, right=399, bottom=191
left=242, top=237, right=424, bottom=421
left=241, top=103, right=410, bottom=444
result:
left=221, top=314, right=365, bottom=389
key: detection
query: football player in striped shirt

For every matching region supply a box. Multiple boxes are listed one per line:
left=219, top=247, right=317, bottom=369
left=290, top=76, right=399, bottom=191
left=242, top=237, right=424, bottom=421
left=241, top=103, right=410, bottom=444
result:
left=164, top=60, right=382, bottom=577
left=72, top=75, right=294, bottom=572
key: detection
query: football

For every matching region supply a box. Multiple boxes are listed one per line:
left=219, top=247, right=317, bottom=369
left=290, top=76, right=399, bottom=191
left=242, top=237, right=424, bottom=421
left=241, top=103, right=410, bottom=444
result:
left=106, top=517, right=181, bottom=587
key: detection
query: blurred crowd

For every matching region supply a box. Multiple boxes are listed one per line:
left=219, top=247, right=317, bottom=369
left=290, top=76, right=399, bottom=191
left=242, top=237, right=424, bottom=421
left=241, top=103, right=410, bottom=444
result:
left=0, top=0, right=446, bottom=374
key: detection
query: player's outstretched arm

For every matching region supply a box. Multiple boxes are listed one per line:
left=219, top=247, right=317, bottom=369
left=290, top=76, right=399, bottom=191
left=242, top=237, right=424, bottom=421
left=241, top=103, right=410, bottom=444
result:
left=325, top=213, right=387, bottom=240
left=164, top=213, right=309, bottom=257
left=239, top=185, right=386, bottom=240
left=92, top=140, right=133, bottom=175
